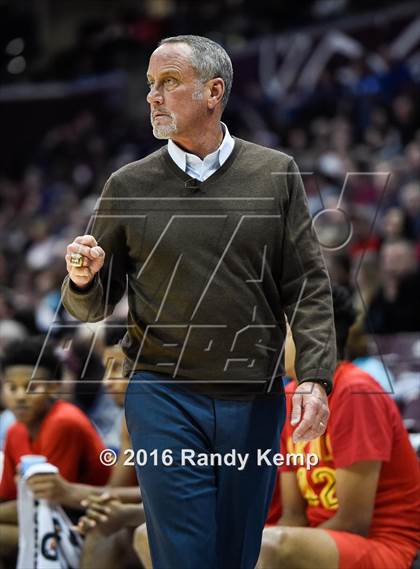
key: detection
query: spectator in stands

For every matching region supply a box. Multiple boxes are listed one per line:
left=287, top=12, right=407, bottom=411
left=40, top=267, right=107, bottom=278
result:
left=381, top=207, right=409, bottom=242
left=367, top=239, right=420, bottom=333
left=349, top=206, right=381, bottom=259
left=257, top=286, right=420, bottom=569
left=324, top=253, right=352, bottom=290
left=391, top=94, right=418, bottom=146
left=0, top=337, right=110, bottom=568
left=350, top=250, right=380, bottom=316
left=406, top=142, right=420, bottom=179
left=400, top=181, right=420, bottom=241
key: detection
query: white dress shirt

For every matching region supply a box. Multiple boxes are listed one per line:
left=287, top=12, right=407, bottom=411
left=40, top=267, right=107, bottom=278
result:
left=167, top=122, right=235, bottom=182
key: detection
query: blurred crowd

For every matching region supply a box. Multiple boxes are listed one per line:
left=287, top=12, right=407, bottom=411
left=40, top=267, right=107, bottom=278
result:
left=2, top=0, right=401, bottom=85
left=1, top=19, right=419, bottom=347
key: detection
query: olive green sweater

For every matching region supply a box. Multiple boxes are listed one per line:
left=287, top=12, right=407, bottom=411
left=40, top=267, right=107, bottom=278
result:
left=62, top=138, right=336, bottom=399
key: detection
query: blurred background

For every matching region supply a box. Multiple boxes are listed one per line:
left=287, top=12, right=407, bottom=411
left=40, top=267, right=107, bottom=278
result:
left=0, top=0, right=419, bottom=436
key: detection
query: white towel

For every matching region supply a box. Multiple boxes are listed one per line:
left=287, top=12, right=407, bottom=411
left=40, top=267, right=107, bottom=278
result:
left=17, top=463, right=83, bottom=569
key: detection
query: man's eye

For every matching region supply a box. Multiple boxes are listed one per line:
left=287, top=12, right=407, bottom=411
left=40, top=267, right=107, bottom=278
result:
left=164, top=78, right=176, bottom=86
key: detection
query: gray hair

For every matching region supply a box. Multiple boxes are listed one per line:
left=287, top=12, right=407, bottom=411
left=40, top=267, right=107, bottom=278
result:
left=159, top=35, right=233, bottom=111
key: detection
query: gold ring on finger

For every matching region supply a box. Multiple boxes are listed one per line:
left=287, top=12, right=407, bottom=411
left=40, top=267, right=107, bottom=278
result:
left=69, top=253, right=84, bottom=267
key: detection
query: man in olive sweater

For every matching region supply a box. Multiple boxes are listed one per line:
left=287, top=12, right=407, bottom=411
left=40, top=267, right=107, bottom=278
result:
left=62, top=35, right=336, bottom=569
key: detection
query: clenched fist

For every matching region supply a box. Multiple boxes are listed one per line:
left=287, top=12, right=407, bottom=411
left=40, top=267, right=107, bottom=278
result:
left=65, top=235, right=105, bottom=289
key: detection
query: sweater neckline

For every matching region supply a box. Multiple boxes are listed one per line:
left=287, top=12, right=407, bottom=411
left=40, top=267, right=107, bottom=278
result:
left=160, top=137, right=244, bottom=188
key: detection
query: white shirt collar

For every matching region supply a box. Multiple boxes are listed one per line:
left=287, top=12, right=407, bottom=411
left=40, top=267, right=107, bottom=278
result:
left=167, top=122, right=234, bottom=174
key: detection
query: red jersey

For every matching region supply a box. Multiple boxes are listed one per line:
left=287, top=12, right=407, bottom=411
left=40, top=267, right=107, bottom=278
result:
left=277, top=362, right=420, bottom=553
left=0, top=400, right=110, bottom=501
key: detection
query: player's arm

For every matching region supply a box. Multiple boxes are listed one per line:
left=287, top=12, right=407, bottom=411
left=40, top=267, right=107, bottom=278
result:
left=318, top=460, right=381, bottom=537
left=25, top=419, right=107, bottom=509
left=27, top=417, right=141, bottom=507
left=0, top=500, right=19, bottom=565
left=278, top=471, right=308, bottom=527
left=0, top=500, right=17, bottom=523
left=91, top=417, right=142, bottom=502
left=27, top=478, right=141, bottom=508
left=78, top=421, right=141, bottom=501
left=108, top=417, right=138, bottom=490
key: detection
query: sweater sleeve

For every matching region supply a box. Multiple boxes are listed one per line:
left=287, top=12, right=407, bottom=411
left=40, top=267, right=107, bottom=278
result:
left=279, top=158, right=336, bottom=389
left=61, top=174, right=128, bottom=322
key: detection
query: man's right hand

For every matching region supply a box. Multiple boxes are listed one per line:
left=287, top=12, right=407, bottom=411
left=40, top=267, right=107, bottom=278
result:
left=65, top=235, right=105, bottom=289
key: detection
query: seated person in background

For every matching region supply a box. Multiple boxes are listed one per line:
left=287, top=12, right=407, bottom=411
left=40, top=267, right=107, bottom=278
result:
left=76, top=324, right=145, bottom=569
left=345, top=320, right=395, bottom=394
left=0, top=336, right=110, bottom=568
left=367, top=239, right=420, bottom=333
left=257, top=285, right=420, bottom=569
left=67, top=335, right=122, bottom=451
left=264, top=323, right=296, bottom=527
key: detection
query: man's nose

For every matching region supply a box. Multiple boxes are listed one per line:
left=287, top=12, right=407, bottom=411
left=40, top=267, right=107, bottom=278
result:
left=15, top=386, right=28, bottom=400
left=147, top=85, right=163, bottom=105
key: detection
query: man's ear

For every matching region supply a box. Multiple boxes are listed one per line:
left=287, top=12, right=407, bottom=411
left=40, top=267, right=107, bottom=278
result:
left=207, top=78, right=225, bottom=110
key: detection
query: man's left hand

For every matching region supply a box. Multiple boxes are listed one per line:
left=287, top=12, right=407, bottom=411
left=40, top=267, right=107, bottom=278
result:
left=290, top=382, right=329, bottom=443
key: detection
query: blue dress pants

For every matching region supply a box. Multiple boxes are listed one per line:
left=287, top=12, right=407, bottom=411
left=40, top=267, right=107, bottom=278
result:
left=124, top=372, right=285, bottom=569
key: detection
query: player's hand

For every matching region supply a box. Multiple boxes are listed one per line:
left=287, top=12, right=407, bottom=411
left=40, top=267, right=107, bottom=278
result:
left=290, top=382, right=329, bottom=443
left=72, top=492, right=117, bottom=535
left=73, top=515, right=96, bottom=535
left=26, top=473, right=71, bottom=503
left=65, top=235, right=105, bottom=289
left=79, top=492, right=125, bottom=536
